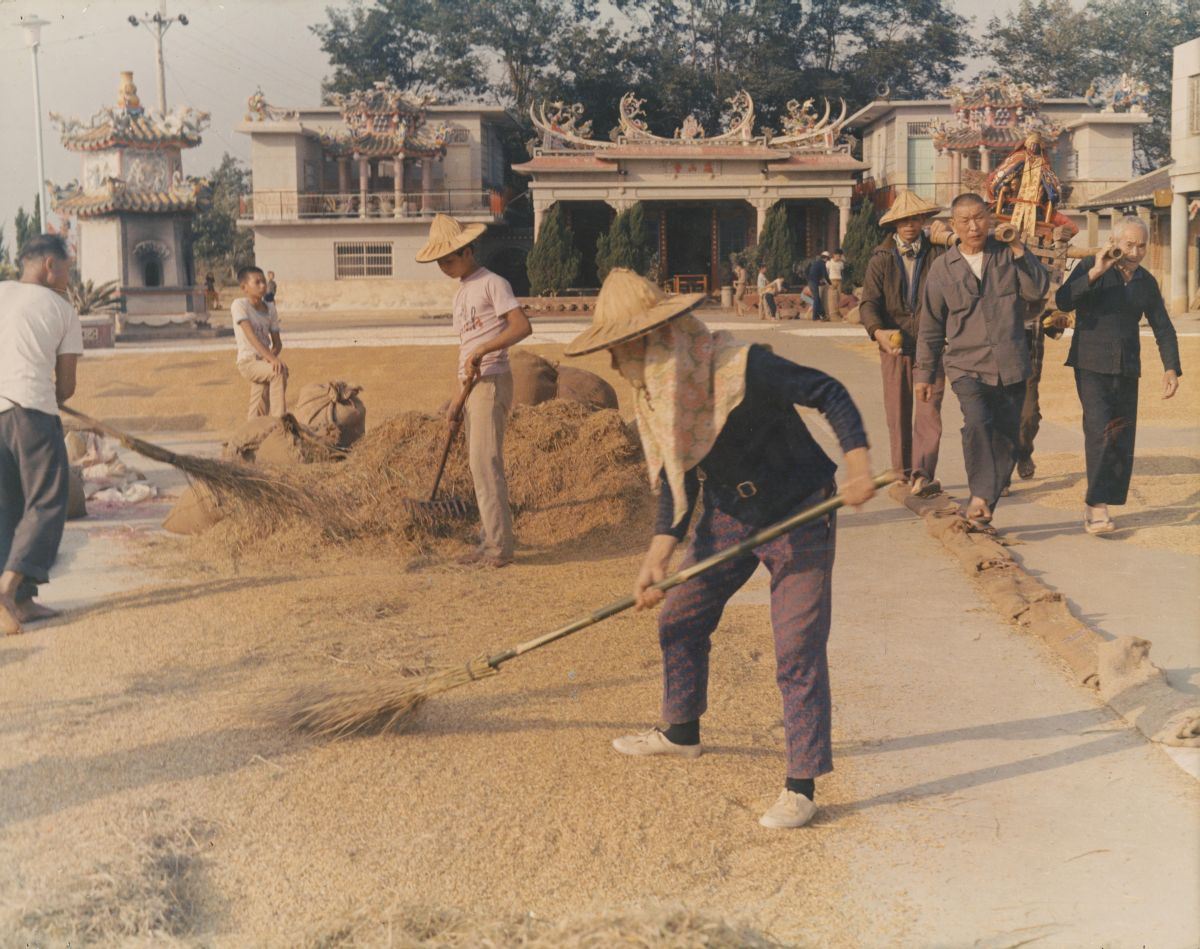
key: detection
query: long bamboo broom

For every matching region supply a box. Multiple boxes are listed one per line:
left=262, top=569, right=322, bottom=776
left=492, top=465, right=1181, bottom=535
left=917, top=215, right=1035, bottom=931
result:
left=283, top=472, right=896, bottom=738
left=60, top=405, right=322, bottom=517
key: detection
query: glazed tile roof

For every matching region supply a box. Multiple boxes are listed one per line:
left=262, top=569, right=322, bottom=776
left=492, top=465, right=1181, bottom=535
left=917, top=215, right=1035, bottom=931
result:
left=933, top=126, right=1032, bottom=150
left=316, top=130, right=445, bottom=159
left=52, top=108, right=209, bottom=152
left=50, top=180, right=205, bottom=218
left=1076, top=165, right=1171, bottom=210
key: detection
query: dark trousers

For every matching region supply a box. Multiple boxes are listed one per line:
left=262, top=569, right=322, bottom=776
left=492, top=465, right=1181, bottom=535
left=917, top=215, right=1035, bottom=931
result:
left=1075, top=368, right=1139, bottom=506
left=0, top=406, right=69, bottom=600
left=762, top=291, right=777, bottom=319
left=1015, top=325, right=1044, bottom=463
left=949, top=376, right=1024, bottom=509
left=658, top=488, right=837, bottom=779
left=808, top=281, right=825, bottom=320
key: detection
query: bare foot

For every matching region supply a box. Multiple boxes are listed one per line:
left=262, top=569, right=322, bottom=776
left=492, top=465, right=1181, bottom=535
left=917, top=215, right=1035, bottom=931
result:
left=0, top=593, right=24, bottom=636
left=16, top=599, right=59, bottom=623
left=966, top=497, right=992, bottom=523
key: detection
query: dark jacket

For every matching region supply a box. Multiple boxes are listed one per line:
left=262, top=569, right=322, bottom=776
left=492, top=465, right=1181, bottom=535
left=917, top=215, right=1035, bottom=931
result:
left=806, top=258, right=829, bottom=285
left=860, top=236, right=944, bottom=354
left=1055, top=258, right=1182, bottom=378
left=655, top=345, right=868, bottom=539
left=916, top=238, right=1050, bottom=386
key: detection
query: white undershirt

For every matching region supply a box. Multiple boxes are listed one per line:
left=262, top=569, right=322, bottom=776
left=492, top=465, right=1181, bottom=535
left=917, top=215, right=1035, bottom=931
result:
left=962, top=251, right=984, bottom=280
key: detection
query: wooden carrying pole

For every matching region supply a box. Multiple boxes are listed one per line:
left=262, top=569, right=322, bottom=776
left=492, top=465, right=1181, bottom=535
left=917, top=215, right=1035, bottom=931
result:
left=928, top=225, right=1122, bottom=262
left=483, top=472, right=897, bottom=669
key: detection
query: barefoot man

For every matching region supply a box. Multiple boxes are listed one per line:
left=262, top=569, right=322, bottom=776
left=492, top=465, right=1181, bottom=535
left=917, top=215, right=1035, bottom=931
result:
left=0, top=234, right=83, bottom=634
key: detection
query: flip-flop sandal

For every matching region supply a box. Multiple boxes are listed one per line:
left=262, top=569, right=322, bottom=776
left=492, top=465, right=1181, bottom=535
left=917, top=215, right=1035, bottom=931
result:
left=912, top=478, right=942, bottom=498
left=1084, top=515, right=1116, bottom=535
left=967, top=517, right=997, bottom=535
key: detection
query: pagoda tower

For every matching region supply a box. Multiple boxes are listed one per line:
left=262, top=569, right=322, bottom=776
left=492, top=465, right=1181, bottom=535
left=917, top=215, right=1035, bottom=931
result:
left=49, top=71, right=211, bottom=327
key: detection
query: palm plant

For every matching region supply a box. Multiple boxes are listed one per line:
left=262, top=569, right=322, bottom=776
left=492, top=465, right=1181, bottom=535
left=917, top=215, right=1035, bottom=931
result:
left=67, top=277, right=122, bottom=315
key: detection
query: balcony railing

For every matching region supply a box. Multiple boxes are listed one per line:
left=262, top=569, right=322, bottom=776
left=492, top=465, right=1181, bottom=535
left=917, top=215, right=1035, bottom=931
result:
left=240, top=189, right=506, bottom=222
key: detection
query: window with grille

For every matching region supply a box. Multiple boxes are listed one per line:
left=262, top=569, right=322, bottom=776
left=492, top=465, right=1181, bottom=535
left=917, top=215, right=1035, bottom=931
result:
left=906, top=121, right=931, bottom=136
left=334, top=241, right=393, bottom=279
left=1190, top=76, right=1200, bottom=135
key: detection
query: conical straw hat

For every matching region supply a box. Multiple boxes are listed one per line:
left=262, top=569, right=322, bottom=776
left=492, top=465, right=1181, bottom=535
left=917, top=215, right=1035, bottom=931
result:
left=564, top=269, right=704, bottom=357
left=879, top=189, right=943, bottom=226
left=415, top=214, right=489, bottom=263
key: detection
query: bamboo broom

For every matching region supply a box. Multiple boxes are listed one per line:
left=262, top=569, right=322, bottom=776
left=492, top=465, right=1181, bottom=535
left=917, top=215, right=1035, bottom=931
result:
left=60, top=405, right=323, bottom=517
left=282, top=472, right=897, bottom=738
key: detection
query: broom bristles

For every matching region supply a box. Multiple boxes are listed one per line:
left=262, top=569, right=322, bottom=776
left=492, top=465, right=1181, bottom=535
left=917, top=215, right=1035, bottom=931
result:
left=283, top=657, right=499, bottom=738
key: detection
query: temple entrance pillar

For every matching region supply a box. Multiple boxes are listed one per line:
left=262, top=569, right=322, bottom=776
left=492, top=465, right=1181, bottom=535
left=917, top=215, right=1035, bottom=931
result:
left=421, top=159, right=434, bottom=214
left=1171, top=191, right=1189, bottom=313
left=358, top=156, right=369, bottom=218
left=835, top=197, right=850, bottom=243
left=979, top=146, right=991, bottom=174
left=753, top=198, right=778, bottom=240
left=393, top=153, right=405, bottom=219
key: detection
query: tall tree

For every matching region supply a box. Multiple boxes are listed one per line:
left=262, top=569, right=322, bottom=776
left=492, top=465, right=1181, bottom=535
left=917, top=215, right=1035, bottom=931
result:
left=840, top=201, right=885, bottom=291
left=14, top=199, right=42, bottom=254
left=0, top=222, right=15, bottom=280
left=983, top=0, right=1101, bottom=98
left=526, top=204, right=581, bottom=294
left=596, top=203, right=653, bottom=282
left=757, top=204, right=796, bottom=282
left=192, top=154, right=255, bottom=279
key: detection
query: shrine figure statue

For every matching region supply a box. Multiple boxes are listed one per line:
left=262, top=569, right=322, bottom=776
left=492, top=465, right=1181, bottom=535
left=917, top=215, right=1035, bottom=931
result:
left=987, top=132, right=1064, bottom=243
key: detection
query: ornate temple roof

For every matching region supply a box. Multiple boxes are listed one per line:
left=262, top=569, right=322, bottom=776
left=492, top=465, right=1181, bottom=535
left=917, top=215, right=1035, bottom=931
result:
left=931, top=76, right=1063, bottom=153
left=524, top=90, right=852, bottom=159
left=50, top=177, right=207, bottom=218
left=252, top=81, right=448, bottom=160
left=51, top=72, right=209, bottom=152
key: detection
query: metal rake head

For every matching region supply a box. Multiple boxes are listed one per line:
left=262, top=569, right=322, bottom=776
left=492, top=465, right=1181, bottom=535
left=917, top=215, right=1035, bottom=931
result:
left=401, top=495, right=476, bottom=527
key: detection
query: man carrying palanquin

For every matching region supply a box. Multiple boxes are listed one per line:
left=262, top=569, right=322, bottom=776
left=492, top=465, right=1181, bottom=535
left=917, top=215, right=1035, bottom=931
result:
left=988, top=132, right=1068, bottom=245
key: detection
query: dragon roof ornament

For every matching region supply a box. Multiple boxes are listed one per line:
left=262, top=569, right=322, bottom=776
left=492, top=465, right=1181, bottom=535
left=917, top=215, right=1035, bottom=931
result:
left=52, top=72, right=209, bottom=152
left=529, top=89, right=846, bottom=152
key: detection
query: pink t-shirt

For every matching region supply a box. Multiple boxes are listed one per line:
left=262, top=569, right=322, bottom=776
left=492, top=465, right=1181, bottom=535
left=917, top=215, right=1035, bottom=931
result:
left=453, top=267, right=521, bottom=381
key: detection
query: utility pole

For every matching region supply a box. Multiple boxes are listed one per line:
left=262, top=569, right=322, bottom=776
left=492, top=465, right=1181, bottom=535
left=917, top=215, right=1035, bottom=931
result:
left=128, top=0, right=188, bottom=114
left=17, top=16, right=50, bottom=234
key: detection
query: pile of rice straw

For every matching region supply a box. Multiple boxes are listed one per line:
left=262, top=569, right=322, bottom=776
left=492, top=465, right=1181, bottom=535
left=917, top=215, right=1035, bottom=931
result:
left=199, top=401, right=651, bottom=556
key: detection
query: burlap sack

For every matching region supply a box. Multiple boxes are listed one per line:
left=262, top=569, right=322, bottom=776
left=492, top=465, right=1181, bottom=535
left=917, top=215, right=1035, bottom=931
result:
left=555, top=366, right=618, bottom=412
left=66, top=465, right=87, bottom=520
left=255, top=428, right=305, bottom=467
left=162, top=483, right=223, bottom=535
left=511, top=350, right=558, bottom=406
left=222, top=417, right=284, bottom=463
left=294, top=381, right=366, bottom=448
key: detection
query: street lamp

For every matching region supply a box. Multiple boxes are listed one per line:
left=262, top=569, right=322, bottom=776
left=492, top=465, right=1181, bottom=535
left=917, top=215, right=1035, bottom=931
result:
left=18, top=16, right=50, bottom=236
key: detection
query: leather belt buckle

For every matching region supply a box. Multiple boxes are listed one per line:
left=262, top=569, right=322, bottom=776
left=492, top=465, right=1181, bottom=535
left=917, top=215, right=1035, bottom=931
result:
left=736, top=480, right=757, bottom=499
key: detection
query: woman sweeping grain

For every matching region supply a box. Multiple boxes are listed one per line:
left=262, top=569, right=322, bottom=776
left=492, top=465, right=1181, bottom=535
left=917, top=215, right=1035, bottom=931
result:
left=565, top=270, right=876, bottom=829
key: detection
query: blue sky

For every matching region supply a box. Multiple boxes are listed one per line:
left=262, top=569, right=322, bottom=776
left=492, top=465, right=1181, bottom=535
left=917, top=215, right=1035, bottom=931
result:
left=0, top=0, right=1046, bottom=254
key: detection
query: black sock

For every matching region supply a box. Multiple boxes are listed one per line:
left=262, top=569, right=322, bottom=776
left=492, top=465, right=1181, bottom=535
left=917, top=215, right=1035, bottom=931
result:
left=663, top=719, right=700, bottom=746
left=785, top=777, right=815, bottom=800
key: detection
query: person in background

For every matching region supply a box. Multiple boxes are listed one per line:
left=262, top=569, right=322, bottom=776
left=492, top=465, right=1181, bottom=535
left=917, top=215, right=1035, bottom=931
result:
left=827, top=248, right=845, bottom=320
left=756, top=264, right=772, bottom=320
left=807, top=252, right=830, bottom=321
left=231, top=266, right=287, bottom=419
left=1053, top=216, right=1181, bottom=534
left=859, top=190, right=946, bottom=496
left=263, top=270, right=277, bottom=305
left=732, top=260, right=748, bottom=318
left=565, top=268, right=876, bottom=830
left=0, top=234, right=83, bottom=635
left=417, top=214, right=532, bottom=568
left=915, top=193, right=1049, bottom=529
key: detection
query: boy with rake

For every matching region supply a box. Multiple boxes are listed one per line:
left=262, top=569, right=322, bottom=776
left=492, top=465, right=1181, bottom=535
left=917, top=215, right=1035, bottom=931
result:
left=231, top=265, right=287, bottom=419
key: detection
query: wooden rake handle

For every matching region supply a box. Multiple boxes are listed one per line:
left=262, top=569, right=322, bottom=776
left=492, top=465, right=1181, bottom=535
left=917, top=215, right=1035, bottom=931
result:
left=484, top=471, right=897, bottom=668
left=429, top=372, right=478, bottom=503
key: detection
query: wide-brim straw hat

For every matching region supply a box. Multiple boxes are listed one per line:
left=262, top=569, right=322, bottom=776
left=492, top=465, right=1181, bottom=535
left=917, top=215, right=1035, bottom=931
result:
left=565, top=268, right=704, bottom=357
left=415, top=213, right=488, bottom=263
left=879, top=189, right=943, bottom=226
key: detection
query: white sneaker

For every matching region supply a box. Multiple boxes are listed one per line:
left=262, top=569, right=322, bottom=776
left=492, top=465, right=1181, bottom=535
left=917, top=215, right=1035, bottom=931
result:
left=611, top=727, right=703, bottom=759
left=759, top=789, right=818, bottom=829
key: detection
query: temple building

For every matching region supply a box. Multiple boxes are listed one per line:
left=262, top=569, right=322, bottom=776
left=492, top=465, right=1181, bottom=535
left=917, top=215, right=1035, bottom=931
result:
left=49, top=72, right=211, bottom=328
left=236, top=83, right=520, bottom=306
left=514, top=92, right=864, bottom=293
left=847, top=76, right=1150, bottom=241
